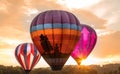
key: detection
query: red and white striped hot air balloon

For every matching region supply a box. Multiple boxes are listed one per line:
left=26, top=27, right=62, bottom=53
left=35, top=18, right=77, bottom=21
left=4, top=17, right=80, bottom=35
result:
left=15, top=43, right=41, bottom=74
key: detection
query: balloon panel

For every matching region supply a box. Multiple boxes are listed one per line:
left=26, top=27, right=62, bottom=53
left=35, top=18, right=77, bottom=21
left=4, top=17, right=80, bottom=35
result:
left=71, top=25, right=97, bottom=64
left=15, top=43, right=41, bottom=70
left=30, top=10, right=81, bottom=70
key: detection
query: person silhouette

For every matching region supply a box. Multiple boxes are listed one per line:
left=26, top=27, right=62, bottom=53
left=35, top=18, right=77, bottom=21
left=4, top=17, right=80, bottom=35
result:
left=54, top=43, right=60, bottom=56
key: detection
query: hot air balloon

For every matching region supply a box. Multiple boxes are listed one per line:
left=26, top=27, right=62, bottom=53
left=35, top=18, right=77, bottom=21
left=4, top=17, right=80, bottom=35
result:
left=15, top=43, right=41, bottom=74
left=71, top=24, right=97, bottom=65
left=30, top=10, right=81, bottom=70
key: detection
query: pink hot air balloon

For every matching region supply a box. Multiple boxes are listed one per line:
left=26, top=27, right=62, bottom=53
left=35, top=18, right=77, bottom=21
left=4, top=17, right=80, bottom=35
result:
left=15, top=43, right=41, bottom=74
left=71, top=24, right=97, bottom=65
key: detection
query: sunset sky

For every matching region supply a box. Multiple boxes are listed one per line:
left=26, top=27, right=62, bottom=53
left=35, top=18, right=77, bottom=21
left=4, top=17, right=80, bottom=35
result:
left=0, top=0, right=120, bottom=68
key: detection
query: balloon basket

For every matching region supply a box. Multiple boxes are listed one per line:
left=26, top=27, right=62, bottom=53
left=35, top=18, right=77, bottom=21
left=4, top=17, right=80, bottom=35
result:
left=25, top=70, right=31, bottom=74
left=51, top=65, right=63, bottom=71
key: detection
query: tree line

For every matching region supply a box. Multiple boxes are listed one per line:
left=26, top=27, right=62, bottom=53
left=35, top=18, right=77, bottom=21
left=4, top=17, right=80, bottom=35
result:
left=0, top=64, right=120, bottom=74
left=0, top=65, right=97, bottom=74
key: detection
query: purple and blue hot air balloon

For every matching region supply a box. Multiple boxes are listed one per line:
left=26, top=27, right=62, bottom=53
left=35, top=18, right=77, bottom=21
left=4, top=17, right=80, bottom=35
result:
left=15, top=43, right=41, bottom=74
left=30, top=10, right=81, bottom=70
left=71, top=24, right=97, bottom=65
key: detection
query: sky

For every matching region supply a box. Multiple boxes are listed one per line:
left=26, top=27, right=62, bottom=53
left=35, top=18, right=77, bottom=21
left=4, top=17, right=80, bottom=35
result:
left=0, top=0, right=120, bottom=68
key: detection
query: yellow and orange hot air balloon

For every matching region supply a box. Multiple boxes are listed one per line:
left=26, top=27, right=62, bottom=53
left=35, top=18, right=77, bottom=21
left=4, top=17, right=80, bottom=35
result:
left=30, top=10, right=81, bottom=70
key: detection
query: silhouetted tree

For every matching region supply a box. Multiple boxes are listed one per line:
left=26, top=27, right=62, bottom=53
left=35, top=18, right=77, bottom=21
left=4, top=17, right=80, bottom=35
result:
left=104, top=72, right=107, bottom=74
left=109, top=71, right=112, bottom=74
left=118, top=66, right=120, bottom=74
left=113, top=70, right=118, bottom=74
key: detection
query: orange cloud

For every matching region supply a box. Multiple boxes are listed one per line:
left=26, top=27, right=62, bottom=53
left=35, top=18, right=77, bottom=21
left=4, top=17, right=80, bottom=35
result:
left=92, top=31, right=120, bottom=58
left=71, top=9, right=107, bottom=29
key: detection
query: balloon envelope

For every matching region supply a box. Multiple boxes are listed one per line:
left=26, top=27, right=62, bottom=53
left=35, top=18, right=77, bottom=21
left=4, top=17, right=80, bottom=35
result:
left=15, top=43, right=41, bottom=72
left=30, top=10, right=81, bottom=70
left=71, top=25, right=97, bottom=65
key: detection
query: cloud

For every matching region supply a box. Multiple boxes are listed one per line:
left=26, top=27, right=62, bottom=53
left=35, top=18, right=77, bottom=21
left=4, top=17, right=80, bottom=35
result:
left=89, top=0, right=120, bottom=31
left=0, top=49, right=18, bottom=66
left=0, top=41, right=14, bottom=49
left=24, top=0, right=67, bottom=11
left=0, top=1, right=27, bottom=31
left=0, top=1, right=8, bottom=13
left=0, top=0, right=33, bottom=45
left=0, top=25, right=32, bottom=50
left=92, top=31, right=120, bottom=58
left=0, top=36, right=23, bottom=49
left=71, top=9, right=107, bottom=29
left=96, top=29, right=116, bottom=36
left=56, top=0, right=101, bottom=9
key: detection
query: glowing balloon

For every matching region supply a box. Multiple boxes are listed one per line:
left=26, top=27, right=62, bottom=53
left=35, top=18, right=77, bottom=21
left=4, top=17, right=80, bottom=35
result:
left=30, top=10, right=81, bottom=70
left=15, top=43, right=41, bottom=74
left=71, top=24, right=97, bottom=65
